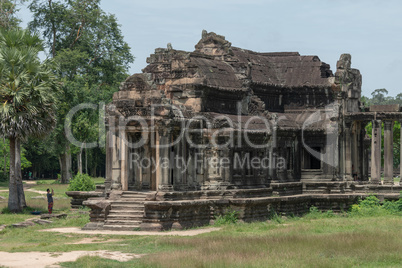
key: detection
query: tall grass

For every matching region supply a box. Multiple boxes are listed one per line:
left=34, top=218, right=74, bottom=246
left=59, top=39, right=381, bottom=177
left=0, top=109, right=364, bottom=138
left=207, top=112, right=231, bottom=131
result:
left=134, top=215, right=401, bottom=268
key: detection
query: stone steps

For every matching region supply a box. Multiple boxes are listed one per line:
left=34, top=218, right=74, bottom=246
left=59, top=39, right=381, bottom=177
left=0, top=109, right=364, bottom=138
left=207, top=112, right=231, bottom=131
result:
left=120, top=196, right=147, bottom=200
left=104, top=219, right=142, bottom=225
left=111, top=203, right=144, bottom=211
left=108, top=208, right=143, bottom=213
left=103, top=191, right=148, bottom=231
left=103, top=225, right=141, bottom=231
left=108, top=212, right=144, bottom=218
left=112, top=199, right=144, bottom=206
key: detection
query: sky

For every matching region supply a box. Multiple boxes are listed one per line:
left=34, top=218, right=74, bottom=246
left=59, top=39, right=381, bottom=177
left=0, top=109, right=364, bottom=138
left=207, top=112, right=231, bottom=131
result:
left=17, top=0, right=402, bottom=97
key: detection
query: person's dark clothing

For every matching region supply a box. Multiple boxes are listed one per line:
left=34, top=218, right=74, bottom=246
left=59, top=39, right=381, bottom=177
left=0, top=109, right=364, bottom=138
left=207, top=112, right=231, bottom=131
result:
left=47, top=192, right=53, bottom=214
left=47, top=193, right=53, bottom=203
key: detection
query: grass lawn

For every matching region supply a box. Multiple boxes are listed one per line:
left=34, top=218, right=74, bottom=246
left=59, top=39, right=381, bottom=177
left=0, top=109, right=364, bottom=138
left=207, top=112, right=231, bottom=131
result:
left=0, top=177, right=105, bottom=223
left=1, top=178, right=401, bottom=267
left=0, top=212, right=401, bottom=267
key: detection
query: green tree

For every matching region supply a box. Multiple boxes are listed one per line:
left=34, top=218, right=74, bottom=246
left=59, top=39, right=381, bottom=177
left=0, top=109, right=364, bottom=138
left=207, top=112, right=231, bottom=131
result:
left=371, top=88, right=388, bottom=105
left=0, top=28, right=60, bottom=212
left=23, top=137, right=58, bottom=178
left=0, top=0, right=25, bottom=182
left=29, top=0, right=133, bottom=182
left=0, top=0, right=27, bottom=30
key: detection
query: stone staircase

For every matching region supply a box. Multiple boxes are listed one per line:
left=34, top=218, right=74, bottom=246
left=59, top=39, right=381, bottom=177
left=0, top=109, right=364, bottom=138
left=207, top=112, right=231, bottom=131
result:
left=103, top=191, right=151, bottom=231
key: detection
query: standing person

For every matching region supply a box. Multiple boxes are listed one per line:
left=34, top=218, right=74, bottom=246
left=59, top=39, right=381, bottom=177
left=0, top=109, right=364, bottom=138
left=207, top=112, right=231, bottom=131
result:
left=47, top=188, right=54, bottom=214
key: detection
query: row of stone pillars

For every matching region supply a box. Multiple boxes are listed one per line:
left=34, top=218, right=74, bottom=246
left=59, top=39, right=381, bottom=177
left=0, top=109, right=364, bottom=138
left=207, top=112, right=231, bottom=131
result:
left=371, top=120, right=401, bottom=185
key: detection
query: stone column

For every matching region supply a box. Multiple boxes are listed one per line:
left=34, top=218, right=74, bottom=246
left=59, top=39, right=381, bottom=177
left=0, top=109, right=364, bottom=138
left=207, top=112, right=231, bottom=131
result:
left=400, top=120, right=402, bottom=182
left=371, top=120, right=382, bottom=184
left=132, top=143, right=142, bottom=190
left=120, top=130, right=129, bottom=191
left=150, top=131, right=157, bottom=191
left=344, top=122, right=353, bottom=180
left=361, top=123, right=369, bottom=181
left=155, top=131, right=161, bottom=189
left=157, top=127, right=173, bottom=191
left=173, top=134, right=183, bottom=186
left=352, top=122, right=360, bottom=180
left=142, top=132, right=151, bottom=190
left=339, top=128, right=345, bottom=179
left=268, top=127, right=277, bottom=181
left=105, top=127, right=113, bottom=191
left=111, top=129, right=121, bottom=190
left=383, top=121, right=394, bottom=185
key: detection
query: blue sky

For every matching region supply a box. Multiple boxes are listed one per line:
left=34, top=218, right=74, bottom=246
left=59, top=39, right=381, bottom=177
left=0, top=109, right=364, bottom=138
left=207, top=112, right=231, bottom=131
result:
left=18, top=0, right=402, bottom=97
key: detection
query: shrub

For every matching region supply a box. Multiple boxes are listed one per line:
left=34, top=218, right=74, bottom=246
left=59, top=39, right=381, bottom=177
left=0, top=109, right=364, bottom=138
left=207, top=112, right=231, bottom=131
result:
left=270, top=212, right=284, bottom=223
left=382, top=201, right=400, bottom=214
left=359, top=195, right=381, bottom=208
left=215, top=208, right=239, bottom=225
left=67, top=173, right=95, bottom=191
left=349, top=195, right=401, bottom=216
left=350, top=196, right=382, bottom=216
left=305, top=206, right=335, bottom=219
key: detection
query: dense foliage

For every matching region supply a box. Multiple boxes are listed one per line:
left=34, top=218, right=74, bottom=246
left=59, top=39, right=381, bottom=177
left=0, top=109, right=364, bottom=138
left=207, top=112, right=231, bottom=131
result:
left=25, top=0, right=133, bottom=182
left=350, top=195, right=402, bottom=216
left=67, top=172, right=95, bottom=191
left=0, top=0, right=27, bottom=29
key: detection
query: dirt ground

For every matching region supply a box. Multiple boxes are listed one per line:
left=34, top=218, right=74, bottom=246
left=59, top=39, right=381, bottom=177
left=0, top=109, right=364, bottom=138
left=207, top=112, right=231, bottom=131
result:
left=41, top=227, right=221, bottom=236
left=0, top=250, right=143, bottom=268
left=0, top=227, right=220, bottom=267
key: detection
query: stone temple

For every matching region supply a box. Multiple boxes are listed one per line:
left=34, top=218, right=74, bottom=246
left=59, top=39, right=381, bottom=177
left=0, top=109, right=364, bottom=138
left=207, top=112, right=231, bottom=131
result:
left=83, top=31, right=402, bottom=231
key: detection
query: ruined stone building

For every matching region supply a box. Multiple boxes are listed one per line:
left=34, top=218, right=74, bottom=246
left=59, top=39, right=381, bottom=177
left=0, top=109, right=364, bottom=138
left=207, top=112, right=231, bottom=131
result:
left=84, top=31, right=401, bottom=231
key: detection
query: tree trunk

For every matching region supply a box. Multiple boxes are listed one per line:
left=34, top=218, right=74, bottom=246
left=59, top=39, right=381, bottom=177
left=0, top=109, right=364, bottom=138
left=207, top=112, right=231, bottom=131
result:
left=8, top=137, right=20, bottom=212
left=77, top=146, right=83, bottom=174
left=59, top=143, right=72, bottom=183
left=85, top=144, right=87, bottom=174
left=92, top=164, right=97, bottom=178
left=3, top=137, right=6, bottom=176
left=15, top=138, right=26, bottom=208
left=48, top=0, right=56, bottom=58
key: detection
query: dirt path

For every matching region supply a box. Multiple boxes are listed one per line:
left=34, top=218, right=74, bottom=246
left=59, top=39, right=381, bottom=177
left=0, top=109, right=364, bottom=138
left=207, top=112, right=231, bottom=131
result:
left=0, top=182, right=46, bottom=194
left=0, top=250, right=143, bottom=268
left=0, top=188, right=46, bottom=194
left=66, top=237, right=124, bottom=245
left=25, top=188, right=47, bottom=194
left=0, top=227, right=220, bottom=267
left=41, top=227, right=221, bottom=236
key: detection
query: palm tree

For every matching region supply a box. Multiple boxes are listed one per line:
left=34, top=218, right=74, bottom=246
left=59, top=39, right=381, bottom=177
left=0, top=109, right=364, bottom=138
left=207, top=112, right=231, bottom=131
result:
left=0, top=29, right=60, bottom=212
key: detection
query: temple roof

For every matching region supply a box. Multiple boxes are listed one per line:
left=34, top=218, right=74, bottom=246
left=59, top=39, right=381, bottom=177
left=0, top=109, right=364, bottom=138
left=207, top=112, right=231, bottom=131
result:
left=231, top=48, right=333, bottom=87
left=143, top=31, right=334, bottom=91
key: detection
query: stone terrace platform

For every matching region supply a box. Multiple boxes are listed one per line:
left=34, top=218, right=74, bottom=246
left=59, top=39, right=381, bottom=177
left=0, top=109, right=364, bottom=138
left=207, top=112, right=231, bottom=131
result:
left=83, top=182, right=401, bottom=231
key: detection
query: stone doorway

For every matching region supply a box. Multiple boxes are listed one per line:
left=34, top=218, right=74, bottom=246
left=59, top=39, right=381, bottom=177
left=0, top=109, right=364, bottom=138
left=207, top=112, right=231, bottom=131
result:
left=127, top=132, right=157, bottom=191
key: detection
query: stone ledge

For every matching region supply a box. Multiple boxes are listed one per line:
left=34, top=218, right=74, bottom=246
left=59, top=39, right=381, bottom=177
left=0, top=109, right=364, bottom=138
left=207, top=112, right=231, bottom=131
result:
left=66, top=191, right=105, bottom=208
left=41, top=213, right=67, bottom=219
left=140, top=192, right=400, bottom=231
